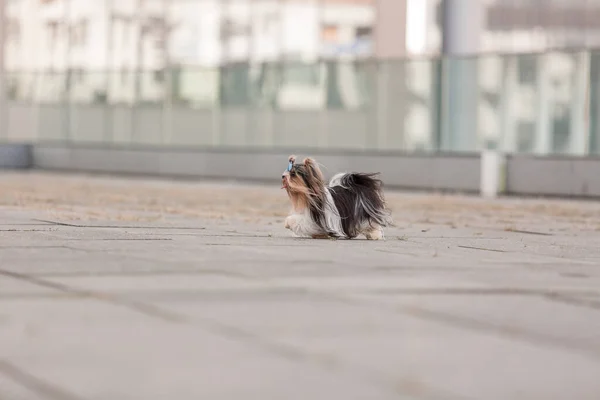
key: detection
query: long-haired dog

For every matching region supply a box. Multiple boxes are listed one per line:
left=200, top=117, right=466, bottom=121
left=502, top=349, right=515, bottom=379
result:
left=281, top=155, right=392, bottom=240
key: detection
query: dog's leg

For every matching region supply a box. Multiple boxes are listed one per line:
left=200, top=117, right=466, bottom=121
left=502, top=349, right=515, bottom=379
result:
left=284, top=215, right=297, bottom=230
left=286, top=213, right=329, bottom=238
left=285, top=215, right=311, bottom=237
left=363, top=225, right=384, bottom=240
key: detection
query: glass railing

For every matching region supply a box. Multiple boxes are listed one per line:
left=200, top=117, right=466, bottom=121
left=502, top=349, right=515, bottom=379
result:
left=2, top=48, right=599, bottom=156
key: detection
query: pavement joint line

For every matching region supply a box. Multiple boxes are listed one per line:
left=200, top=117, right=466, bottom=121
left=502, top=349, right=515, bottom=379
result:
left=4, top=285, right=600, bottom=297
left=0, top=359, right=86, bottom=400
left=2, top=268, right=256, bottom=279
left=482, top=258, right=599, bottom=266
left=457, top=245, right=507, bottom=253
left=0, top=269, right=184, bottom=323
left=3, top=238, right=173, bottom=242
left=4, top=286, right=600, bottom=303
left=406, top=236, right=508, bottom=240
left=0, top=293, right=80, bottom=300
left=505, top=229, right=554, bottom=236
left=15, top=238, right=175, bottom=242
left=0, top=223, right=55, bottom=226
left=309, top=289, right=600, bottom=361
left=375, top=249, right=422, bottom=257
left=544, top=293, right=600, bottom=311
left=0, top=229, right=59, bottom=232
left=32, top=219, right=208, bottom=230
left=31, top=219, right=89, bottom=228
left=365, top=287, right=600, bottom=297
left=34, top=219, right=525, bottom=241
left=0, top=245, right=96, bottom=252
left=0, top=269, right=457, bottom=399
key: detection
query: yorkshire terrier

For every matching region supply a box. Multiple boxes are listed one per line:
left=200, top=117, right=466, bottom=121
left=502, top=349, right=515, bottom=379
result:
left=281, top=155, right=392, bottom=240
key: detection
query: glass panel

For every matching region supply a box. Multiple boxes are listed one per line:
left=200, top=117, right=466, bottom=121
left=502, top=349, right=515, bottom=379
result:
left=545, top=52, right=573, bottom=154
left=248, top=62, right=281, bottom=108
left=403, top=58, right=437, bottom=152
left=138, top=70, right=167, bottom=105
left=68, top=71, right=109, bottom=143
left=546, top=51, right=583, bottom=155
left=106, top=70, right=136, bottom=145
left=439, top=56, right=480, bottom=152
left=0, top=51, right=596, bottom=155
left=220, top=64, right=250, bottom=107
left=324, top=60, right=372, bottom=111
left=510, top=53, right=538, bottom=153
left=271, top=62, right=325, bottom=148
left=132, top=71, right=165, bottom=145
left=478, top=55, right=504, bottom=151
left=107, top=69, right=136, bottom=105
left=168, top=67, right=218, bottom=147
left=4, top=72, right=39, bottom=142
left=170, top=67, right=219, bottom=109
left=4, top=72, right=37, bottom=103
left=36, top=71, right=68, bottom=142
left=37, top=71, right=68, bottom=104
left=276, top=62, right=326, bottom=110
left=69, top=71, right=109, bottom=105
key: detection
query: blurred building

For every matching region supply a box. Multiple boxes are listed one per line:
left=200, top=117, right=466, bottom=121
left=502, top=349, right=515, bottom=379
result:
left=3, top=0, right=378, bottom=72
left=4, top=0, right=600, bottom=72
left=408, top=0, right=600, bottom=56
left=483, top=0, right=600, bottom=53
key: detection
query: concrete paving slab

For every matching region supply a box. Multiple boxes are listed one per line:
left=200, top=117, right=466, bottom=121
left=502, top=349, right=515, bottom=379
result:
left=0, top=300, right=394, bottom=400
left=350, top=293, right=600, bottom=349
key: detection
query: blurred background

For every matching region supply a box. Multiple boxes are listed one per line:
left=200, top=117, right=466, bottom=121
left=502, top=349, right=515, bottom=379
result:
left=0, top=0, right=599, bottom=156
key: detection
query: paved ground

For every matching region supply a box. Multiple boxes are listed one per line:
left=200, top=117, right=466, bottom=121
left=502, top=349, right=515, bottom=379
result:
left=1, top=171, right=600, bottom=400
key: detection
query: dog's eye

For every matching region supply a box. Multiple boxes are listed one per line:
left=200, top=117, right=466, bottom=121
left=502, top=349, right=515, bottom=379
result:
left=290, top=170, right=296, bottom=176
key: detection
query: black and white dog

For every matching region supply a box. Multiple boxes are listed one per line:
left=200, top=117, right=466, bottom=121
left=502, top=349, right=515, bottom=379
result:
left=281, top=155, right=392, bottom=240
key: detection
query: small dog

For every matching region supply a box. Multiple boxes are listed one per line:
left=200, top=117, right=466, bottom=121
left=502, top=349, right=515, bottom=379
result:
left=281, top=155, right=392, bottom=240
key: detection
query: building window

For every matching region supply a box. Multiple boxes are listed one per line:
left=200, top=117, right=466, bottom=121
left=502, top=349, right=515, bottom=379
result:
left=322, top=25, right=338, bottom=42
left=121, top=68, right=129, bottom=85
left=355, top=26, right=372, bottom=39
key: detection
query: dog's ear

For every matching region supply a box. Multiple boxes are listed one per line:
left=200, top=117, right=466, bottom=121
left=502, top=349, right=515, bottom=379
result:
left=303, top=157, right=324, bottom=182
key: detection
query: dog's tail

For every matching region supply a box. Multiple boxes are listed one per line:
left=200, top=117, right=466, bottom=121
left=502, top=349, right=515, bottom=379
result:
left=330, top=172, right=393, bottom=227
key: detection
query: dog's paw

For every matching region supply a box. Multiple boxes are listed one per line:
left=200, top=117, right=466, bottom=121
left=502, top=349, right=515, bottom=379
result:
left=284, top=216, right=295, bottom=230
left=364, top=228, right=384, bottom=241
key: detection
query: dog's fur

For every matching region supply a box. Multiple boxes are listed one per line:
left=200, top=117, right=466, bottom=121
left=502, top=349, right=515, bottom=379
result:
left=281, top=155, right=392, bottom=240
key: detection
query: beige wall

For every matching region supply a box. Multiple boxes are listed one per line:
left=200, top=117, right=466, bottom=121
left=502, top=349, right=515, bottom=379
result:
left=374, top=0, right=406, bottom=58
